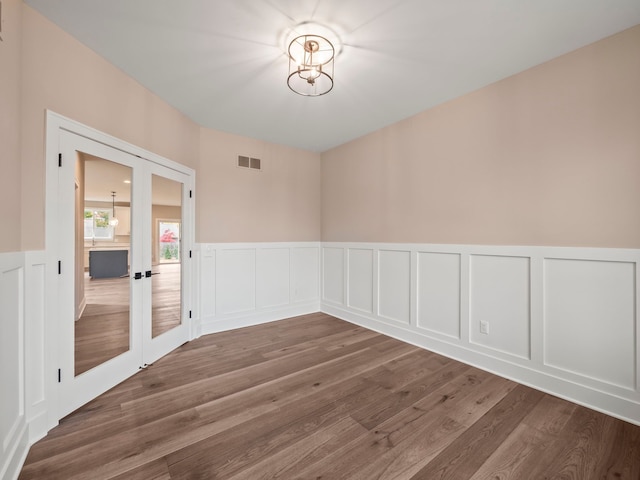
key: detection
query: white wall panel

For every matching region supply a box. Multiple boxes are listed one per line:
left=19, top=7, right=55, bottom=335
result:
left=544, top=258, right=636, bottom=390
left=0, top=253, right=27, bottom=480
left=469, top=255, right=531, bottom=359
left=348, top=248, right=374, bottom=313
left=199, top=243, right=320, bottom=335
left=1, top=265, right=23, bottom=441
left=24, top=253, right=47, bottom=423
left=199, top=248, right=216, bottom=325
left=322, top=247, right=344, bottom=305
left=417, top=252, right=461, bottom=338
left=378, top=250, right=411, bottom=324
left=292, top=247, right=319, bottom=303
left=216, top=249, right=256, bottom=315
left=256, top=248, right=290, bottom=308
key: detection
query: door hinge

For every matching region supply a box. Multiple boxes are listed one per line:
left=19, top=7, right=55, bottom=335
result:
left=58, top=153, right=62, bottom=167
left=58, top=369, right=61, bottom=383
left=58, top=260, right=61, bottom=275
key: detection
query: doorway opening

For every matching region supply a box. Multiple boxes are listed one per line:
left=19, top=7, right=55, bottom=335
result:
left=46, top=111, right=194, bottom=422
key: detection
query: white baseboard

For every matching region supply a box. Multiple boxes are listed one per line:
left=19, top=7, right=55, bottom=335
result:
left=0, top=423, right=29, bottom=480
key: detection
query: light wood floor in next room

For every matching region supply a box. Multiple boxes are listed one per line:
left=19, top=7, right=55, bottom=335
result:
left=75, top=263, right=181, bottom=375
left=20, top=313, right=640, bottom=480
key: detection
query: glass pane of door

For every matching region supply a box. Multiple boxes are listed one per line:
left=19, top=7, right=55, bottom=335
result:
left=151, top=174, right=182, bottom=338
left=75, top=153, right=132, bottom=376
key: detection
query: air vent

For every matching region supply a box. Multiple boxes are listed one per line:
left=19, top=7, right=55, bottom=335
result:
left=238, top=155, right=261, bottom=171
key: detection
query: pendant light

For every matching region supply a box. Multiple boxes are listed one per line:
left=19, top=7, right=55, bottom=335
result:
left=109, top=191, right=119, bottom=227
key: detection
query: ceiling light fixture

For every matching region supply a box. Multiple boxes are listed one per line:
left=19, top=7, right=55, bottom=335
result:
left=287, top=33, right=335, bottom=96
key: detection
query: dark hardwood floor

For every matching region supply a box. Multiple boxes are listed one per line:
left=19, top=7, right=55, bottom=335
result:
left=21, top=313, right=640, bottom=479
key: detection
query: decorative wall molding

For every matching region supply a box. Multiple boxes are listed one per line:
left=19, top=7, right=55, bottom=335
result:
left=0, top=252, right=26, bottom=480
left=23, top=252, right=48, bottom=444
left=196, top=243, right=321, bottom=336
left=321, top=242, right=640, bottom=425
left=0, top=251, right=47, bottom=480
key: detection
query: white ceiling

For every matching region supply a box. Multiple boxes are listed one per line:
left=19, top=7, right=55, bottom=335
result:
left=25, top=0, right=640, bottom=153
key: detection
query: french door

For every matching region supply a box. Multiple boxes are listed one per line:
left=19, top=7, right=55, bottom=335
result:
left=56, top=129, right=191, bottom=419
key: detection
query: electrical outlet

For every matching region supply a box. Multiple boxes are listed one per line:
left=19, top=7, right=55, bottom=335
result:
left=480, top=321, right=489, bottom=335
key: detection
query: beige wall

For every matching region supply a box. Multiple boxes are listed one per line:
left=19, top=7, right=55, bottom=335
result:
left=322, top=25, right=640, bottom=248
left=198, top=128, right=321, bottom=242
left=0, top=0, right=22, bottom=252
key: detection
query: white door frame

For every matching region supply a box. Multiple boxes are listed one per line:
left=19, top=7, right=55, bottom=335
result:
left=45, top=111, right=195, bottom=428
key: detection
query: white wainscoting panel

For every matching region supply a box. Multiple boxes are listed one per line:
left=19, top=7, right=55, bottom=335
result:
left=216, top=249, right=256, bottom=315
left=321, top=242, right=640, bottom=426
left=0, top=252, right=28, bottom=480
left=1, top=263, right=24, bottom=438
left=416, top=252, right=461, bottom=339
left=198, top=243, right=320, bottom=335
left=292, top=247, right=319, bottom=303
left=256, top=248, right=290, bottom=309
left=469, top=255, right=531, bottom=360
left=23, top=252, right=47, bottom=440
left=198, top=247, right=215, bottom=337
left=544, top=258, right=636, bottom=390
left=322, top=247, right=344, bottom=305
left=378, top=250, right=411, bottom=325
left=347, top=248, right=374, bottom=314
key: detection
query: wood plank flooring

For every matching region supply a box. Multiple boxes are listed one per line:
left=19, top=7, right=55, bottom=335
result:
left=21, top=313, right=640, bottom=479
